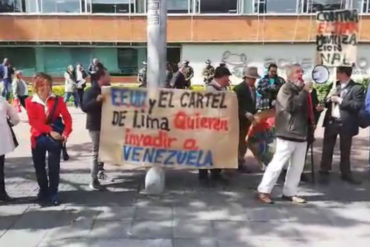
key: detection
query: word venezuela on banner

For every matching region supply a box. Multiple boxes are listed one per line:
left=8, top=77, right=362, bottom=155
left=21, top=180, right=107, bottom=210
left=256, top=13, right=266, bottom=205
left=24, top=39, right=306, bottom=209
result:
left=99, top=87, right=239, bottom=169
left=316, top=9, right=358, bottom=67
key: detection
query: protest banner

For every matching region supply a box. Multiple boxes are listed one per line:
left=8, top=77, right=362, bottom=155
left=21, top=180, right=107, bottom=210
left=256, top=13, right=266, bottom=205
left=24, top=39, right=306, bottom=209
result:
left=99, top=87, right=239, bottom=169
left=316, top=9, right=358, bottom=67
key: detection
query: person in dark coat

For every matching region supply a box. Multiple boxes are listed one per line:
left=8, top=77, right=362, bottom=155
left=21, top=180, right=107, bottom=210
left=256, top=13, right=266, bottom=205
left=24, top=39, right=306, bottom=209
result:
left=233, top=67, right=260, bottom=171
left=170, top=66, right=187, bottom=89
left=82, top=63, right=111, bottom=190
left=319, top=66, right=365, bottom=185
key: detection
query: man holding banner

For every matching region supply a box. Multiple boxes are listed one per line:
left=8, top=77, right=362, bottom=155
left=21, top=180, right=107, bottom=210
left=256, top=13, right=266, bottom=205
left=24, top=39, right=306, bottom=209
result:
left=198, top=66, right=232, bottom=185
left=82, top=63, right=111, bottom=191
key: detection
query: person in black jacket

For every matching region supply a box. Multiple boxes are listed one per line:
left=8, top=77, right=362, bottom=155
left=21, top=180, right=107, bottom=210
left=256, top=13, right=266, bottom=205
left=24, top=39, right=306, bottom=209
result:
left=170, top=66, right=187, bottom=89
left=82, top=63, right=110, bottom=190
left=319, top=66, right=365, bottom=185
left=257, top=64, right=311, bottom=204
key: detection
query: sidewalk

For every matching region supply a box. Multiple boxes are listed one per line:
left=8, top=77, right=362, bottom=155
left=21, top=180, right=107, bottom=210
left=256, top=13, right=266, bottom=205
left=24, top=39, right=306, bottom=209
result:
left=0, top=108, right=369, bottom=247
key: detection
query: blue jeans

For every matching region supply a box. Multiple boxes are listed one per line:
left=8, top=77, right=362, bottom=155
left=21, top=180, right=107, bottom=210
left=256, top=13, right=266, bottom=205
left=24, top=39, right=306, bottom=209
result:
left=32, top=135, right=62, bottom=196
left=64, top=92, right=79, bottom=107
left=1, top=79, right=11, bottom=100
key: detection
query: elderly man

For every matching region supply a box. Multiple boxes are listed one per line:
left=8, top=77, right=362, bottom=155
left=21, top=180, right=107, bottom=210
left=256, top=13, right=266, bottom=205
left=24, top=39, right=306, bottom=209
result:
left=257, top=64, right=311, bottom=204
left=233, top=67, right=260, bottom=171
left=199, top=66, right=232, bottom=185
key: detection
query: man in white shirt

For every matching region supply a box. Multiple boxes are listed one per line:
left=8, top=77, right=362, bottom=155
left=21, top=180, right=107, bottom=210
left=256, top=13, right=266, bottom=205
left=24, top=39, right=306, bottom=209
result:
left=319, top=66, right=365, bottom=185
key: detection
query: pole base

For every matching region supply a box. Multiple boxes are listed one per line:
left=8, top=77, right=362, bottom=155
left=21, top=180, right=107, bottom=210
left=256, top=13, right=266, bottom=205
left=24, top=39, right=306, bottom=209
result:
left=145, top=167, right=165, bottom=195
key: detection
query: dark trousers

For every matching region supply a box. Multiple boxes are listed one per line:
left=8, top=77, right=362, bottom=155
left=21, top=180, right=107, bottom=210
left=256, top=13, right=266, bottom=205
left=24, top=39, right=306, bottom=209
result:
left=320, top=123, right=353, bottom=176
left=238, top=123, right=251, bottom=167
left=32, top=136, right=62, bottom=196
left=198, top=169, right=221, bottom=179
left=18, top=95, right=27, bottom=108
left=0, top=155, right=5, bottom=194
left=77, top=88, right=84, bottom=108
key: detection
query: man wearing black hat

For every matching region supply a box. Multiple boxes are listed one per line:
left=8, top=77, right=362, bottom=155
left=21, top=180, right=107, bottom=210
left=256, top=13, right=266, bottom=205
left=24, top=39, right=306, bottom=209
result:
left=202, top=59, right=215, bottom=85
left=199, top=66, right=232, bottom=185
left=233, top=67, right=261, bottom=171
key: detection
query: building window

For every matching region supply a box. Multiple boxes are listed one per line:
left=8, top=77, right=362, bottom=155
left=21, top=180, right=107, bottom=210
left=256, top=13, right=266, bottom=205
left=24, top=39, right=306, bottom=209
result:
left=92, top=0, right=133, bottom=13
left=0, top=0, right=22, bottom=12
left=199, top=0, right=237, bottom=14
left=257, top=0, right=298, bottom=13
left=118, top=48, right=139, bottom=75
left=41, top=0, right=81, bottom=13
left=241, top=0, right=254, bottom=13
left=135, top=0, right=146, bottom=13
left=167, top=0, right=189, bottom=13
left=305, top=0, right=346, bottom=13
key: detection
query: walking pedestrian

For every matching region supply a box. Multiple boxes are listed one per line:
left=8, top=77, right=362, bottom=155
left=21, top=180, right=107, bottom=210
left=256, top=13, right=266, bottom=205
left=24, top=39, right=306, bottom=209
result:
left=64, top=65, right=79, bottom=108
left=76, top=64, right=88, bottom=107
left=26, top=73, right=72, bottom=206
left=12, top=70, right=28, bottom=108
left=0, top=58, right=15, bottom=101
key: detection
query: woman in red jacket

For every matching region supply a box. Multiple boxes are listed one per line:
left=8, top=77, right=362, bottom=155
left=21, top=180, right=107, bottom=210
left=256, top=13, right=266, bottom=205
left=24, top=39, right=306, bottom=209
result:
left=25, top=73, right=72, bottom=206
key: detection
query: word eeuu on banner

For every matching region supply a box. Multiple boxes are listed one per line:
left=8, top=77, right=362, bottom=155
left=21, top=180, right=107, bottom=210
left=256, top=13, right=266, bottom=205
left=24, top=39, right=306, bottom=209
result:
left=316, top=9, right=358, bottom=67
left=99, top=87, right=239, bottom=170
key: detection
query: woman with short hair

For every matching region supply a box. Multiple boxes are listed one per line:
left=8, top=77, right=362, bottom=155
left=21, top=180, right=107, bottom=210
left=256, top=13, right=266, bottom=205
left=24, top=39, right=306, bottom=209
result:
left=25, top=73, right=72, bottom=206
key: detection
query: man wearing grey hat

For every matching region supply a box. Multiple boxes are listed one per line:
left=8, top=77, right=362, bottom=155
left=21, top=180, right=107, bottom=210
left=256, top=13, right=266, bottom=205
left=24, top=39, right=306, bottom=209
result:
left=202, top=59, right=215, bottom=85
left=233, top=67, right=260, bottom=171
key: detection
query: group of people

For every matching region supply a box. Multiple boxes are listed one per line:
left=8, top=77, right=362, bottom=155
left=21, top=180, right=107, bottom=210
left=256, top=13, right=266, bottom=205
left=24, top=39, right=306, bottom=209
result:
left=138, top=60, right=194, bottom=89
left=0, top=56, right=367, bottom=206
left=0, top=59, right=110, bottom=206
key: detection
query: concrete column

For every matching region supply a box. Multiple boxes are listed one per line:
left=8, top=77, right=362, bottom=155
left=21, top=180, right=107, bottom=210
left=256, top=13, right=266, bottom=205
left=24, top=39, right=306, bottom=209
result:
left=145, top=0, right=167, bottom=195
left=35, top=47, right=45, bottom=74
left=147, top=0, right=167, bottom=89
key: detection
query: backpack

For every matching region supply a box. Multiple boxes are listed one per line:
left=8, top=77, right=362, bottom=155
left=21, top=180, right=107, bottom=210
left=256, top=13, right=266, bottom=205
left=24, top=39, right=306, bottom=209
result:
left=359, top=85, right=370, bottom=128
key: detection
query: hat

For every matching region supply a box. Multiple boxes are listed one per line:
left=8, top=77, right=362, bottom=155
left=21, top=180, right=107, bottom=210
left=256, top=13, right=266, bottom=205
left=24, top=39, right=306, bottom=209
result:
left=214, top=66, right=232, bottom=78
left=205, top=59, right=211, bottom=64
left=142, top=61, right=147, bottom=65
left=243, top=67, right=261, bottom=79
left=182, top=60, right=189, bottom=65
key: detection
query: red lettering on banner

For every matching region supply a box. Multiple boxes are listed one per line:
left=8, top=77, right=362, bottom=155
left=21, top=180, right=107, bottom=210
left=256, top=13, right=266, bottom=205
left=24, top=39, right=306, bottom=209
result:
left=125, top=129, right=177, bottom=149
left=173, top=111, right=228, bottom=131
left=317, top=22, right=358, bottom=35
left=183, top=139, right=199, bottom=150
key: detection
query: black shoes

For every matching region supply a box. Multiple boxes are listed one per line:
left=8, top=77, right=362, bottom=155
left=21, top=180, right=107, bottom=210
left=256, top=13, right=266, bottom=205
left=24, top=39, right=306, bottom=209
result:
left=341, top=175, right=362, bottom=185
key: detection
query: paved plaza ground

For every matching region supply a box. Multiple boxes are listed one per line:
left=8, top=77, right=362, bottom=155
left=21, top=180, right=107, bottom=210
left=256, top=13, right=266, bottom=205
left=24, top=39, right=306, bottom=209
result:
left=0, top=108, right=370, bottom=247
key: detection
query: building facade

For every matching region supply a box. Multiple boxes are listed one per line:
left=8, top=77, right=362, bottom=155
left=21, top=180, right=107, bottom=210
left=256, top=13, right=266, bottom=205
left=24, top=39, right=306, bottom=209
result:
left=0, top=0, right=369, bottom=84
